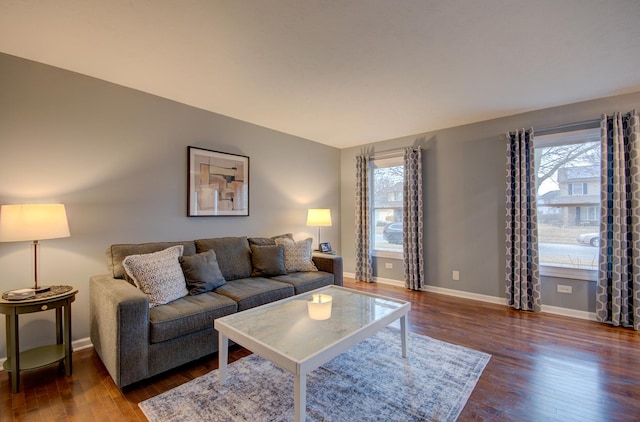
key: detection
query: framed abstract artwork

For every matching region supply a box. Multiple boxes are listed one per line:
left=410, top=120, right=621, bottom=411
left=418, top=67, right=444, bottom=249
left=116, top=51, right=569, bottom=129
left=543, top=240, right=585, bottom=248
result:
left=188, top=146, right=249, bottom=217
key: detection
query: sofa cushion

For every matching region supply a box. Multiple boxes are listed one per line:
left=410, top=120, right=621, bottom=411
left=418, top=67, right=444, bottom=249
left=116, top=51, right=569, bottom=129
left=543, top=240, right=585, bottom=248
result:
left=250, top=244, right=286, bottom=277
left=247, top=233, right=294, bottom=246
left=214, top=278, right=294, bottom=311
left=195, top=237, right=252, bottom=281
left=271, top=271, right=335, bottom=294
left=179, top=250, right=226, bottom=295
left=107, top=241, right=197, bottom=280
left=275, top=237, right=318, bottom=272
left=122, top=245, right=189, bottom=308
left=149, top=291, right=237, bottom=343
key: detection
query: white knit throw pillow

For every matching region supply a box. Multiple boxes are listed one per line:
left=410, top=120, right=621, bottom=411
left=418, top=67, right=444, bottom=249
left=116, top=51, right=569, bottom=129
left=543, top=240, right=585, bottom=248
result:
left=275, top=237, right=318, bottom=272
left=123, top=245, right=188, bottom=307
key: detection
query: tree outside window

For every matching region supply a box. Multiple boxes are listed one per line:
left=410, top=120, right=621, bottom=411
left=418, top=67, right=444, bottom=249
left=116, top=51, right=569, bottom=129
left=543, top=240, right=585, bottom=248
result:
left=535, top=128, right=600, bottom=276
left=371, top=157, right=403, bottom=256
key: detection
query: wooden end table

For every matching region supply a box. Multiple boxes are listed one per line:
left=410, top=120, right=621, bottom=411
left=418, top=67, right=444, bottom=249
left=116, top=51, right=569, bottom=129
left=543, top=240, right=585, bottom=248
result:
left=0, top=286, right=77, bottom=393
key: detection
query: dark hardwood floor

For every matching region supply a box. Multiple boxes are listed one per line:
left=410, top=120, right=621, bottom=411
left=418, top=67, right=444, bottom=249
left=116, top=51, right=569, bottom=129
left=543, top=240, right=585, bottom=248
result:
left=2, top=278, right=639, bottom=421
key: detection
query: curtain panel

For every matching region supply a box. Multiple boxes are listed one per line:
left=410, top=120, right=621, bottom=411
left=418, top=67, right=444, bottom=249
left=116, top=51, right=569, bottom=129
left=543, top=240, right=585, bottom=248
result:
left=596, top=110, right=640, bottom=330
left=355, top=154, right=373, bottom=282
left=505, top=128, right=541, bottom=312
left=403, top=147, right=424, bottom=290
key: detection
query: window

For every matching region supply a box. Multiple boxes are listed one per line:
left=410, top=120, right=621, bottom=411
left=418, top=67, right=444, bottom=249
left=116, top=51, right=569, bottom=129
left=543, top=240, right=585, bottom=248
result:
left=535, top=127, right=600, bottom=280
left=568, top=183, right=587, bottom=195
left=370, top=156, right=403, bottom=258
left=580, top=206, right=598, bottom=221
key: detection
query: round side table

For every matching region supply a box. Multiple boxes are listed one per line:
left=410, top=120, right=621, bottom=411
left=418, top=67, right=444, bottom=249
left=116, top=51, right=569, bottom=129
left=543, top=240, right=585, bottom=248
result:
left=0, top=286, right=78, bottom=393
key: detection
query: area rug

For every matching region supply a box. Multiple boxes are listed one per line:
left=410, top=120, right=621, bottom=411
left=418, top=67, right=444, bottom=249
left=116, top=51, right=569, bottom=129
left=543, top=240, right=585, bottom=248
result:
left=139, top=327, right=490, bottom=421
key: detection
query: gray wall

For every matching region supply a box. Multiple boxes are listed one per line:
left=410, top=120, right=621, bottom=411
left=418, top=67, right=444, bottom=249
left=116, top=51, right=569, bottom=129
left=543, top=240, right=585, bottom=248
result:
left=341, top=90, right=640, bottom=313
left=0, top=53, right=341, bottom=357
left=2, top=50, right=638, bottom=360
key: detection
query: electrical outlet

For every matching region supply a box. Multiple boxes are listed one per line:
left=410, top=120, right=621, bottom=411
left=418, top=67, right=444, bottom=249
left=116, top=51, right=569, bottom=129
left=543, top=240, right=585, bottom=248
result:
left=452, top=270, right=460, bottom=281
left=385, top=263, right=393, bottom=269
left=557, top=285, right=572, bottom=294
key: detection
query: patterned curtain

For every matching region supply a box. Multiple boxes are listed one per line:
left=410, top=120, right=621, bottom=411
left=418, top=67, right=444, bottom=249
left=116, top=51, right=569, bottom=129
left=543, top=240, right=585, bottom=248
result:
left=355, top=154, right=373, bottom=282
left=505, top=128, right=541, bottom=312
left=596, top=110, right=640, bottom=330
left=403, top=147, right=424, bottom=290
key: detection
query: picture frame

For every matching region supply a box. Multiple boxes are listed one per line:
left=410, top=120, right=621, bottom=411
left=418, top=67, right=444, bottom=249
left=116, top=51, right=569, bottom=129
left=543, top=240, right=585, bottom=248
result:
left=319, top=242, right=332, bottom=253
left=188, top=146, right=249, bottom=217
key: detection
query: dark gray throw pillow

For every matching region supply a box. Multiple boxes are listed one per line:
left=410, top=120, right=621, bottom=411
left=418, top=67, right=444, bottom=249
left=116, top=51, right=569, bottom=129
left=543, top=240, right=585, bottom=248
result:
left=179, top=249, right=226, bottom=295
left=248, top=233, right=294, bottom=246
left=250, top=244, right=287, bottom=277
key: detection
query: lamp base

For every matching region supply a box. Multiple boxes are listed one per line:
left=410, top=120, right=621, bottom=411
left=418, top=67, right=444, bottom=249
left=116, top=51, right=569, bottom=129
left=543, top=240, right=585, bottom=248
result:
left=33, top=285, right=51, bottom=293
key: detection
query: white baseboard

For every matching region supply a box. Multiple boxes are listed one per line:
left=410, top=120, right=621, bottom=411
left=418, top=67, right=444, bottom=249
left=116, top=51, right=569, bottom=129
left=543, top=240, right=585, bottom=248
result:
left=541, top=304, right=598, bottom=321
left=73, top=337, right=94, bottom=351
left=344, top=272, right=406, bottom=287
left=344, top=272, right=596, bottom=321
left=0, top=337, right=93, bottom=371
left=421, top=284, right=507, bottom=305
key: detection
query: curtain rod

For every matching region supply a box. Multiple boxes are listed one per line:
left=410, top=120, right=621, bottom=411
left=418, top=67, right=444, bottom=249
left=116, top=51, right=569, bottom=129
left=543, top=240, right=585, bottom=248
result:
left=373, top=150, right=403, bottom=159
left=499, top=118, right=601, bottom=140
left=371, top=146, right=421, bottom=159
left=534, top=118, right=600, bottom=137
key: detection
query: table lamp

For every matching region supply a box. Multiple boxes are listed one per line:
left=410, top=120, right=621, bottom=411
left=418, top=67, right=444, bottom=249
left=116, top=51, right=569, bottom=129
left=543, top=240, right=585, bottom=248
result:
left=306, top=208, right=332, bottom=250
left=0, top=204, right=70, bottom=292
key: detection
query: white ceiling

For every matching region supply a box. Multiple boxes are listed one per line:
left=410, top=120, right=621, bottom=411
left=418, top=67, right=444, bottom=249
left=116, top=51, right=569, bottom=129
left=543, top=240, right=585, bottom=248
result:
left=1, top=1, right=640, bottom=149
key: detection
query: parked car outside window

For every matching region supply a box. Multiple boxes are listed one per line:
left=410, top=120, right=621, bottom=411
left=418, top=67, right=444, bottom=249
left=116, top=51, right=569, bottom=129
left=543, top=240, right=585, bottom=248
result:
left=382, top=223, right=403, bottom=244
left=576, top=232, right=599, bottom=247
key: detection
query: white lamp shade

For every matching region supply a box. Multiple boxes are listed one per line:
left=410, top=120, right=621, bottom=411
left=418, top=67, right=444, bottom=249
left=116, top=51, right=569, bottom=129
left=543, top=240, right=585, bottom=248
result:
left=307, top=294, right=332, bottom=320
left=306, top=208, right=332, bottom=227
left=0, top=204, right=70, bottom=242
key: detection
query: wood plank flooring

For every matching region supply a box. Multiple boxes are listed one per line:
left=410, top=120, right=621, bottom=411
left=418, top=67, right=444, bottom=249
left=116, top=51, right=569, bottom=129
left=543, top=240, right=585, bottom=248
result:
left=1, top=278, right=639, bottom=421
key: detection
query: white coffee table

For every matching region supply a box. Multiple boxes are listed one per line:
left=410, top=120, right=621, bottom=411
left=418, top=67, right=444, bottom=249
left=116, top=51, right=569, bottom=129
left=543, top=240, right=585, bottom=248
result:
left=214, top=285, right=410, bottom=422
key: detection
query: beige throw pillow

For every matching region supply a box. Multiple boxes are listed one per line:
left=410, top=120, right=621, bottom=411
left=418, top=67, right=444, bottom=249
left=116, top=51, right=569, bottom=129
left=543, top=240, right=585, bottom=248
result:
left=275, top=237, right=318, bottom=272
left=122, top=245, right=188, bottom=308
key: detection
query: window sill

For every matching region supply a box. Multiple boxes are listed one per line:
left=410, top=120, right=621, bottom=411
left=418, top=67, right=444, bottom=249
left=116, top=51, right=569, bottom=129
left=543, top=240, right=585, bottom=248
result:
left=540, top=265, right=597, bottom=282
left=372, top=250, right=403, bottom=260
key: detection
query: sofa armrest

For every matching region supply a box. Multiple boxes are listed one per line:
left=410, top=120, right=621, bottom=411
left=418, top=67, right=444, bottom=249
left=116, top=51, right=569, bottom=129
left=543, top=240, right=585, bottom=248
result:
left=90, top=274, right=149, bottom=388
left=312, top=254, right=343, bottom=286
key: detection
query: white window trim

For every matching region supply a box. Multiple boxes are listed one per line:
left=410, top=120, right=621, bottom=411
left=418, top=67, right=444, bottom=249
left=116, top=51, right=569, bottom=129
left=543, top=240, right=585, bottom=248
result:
left=370, top=155, right=404, bottom=258
left=536, top=127, right=600, bottom=283
left=540, top=265, right=597, bottom=282
left=372, top=249, right=403, bottom=259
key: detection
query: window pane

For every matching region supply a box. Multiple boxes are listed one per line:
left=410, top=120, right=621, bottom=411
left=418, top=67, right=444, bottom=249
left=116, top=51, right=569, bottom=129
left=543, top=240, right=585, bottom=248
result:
left=372, top=164, right=403, bottom=253
left=535, top=129, right=600, bottom=271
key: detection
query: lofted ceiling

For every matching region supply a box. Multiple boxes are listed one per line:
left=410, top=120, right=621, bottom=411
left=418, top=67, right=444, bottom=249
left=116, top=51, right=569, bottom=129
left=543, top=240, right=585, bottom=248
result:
left=1, top=0, right=639, bottom=149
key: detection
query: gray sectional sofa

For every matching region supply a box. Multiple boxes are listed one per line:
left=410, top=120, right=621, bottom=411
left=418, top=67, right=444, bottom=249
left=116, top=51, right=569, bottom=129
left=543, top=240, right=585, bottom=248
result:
left=89, top=235, right=343, bottom=388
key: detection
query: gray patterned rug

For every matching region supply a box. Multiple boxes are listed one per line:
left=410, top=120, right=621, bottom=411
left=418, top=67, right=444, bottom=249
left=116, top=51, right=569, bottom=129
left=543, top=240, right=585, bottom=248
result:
left=139, top=327, right=490, bottom=421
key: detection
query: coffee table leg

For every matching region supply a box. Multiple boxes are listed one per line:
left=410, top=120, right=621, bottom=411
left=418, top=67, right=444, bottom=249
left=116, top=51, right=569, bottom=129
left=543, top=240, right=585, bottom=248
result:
left=294, top=371, right=307, bottom=422
left=400, top=315, right=408, bottom=358
left=219, top=332, right=228, bottom=385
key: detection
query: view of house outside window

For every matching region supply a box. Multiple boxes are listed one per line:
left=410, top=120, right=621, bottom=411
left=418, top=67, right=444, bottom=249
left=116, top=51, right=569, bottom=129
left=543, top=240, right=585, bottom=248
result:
left=535, top=127, right=601, bottom=277
left=371, top=156, right=404, bottom=256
